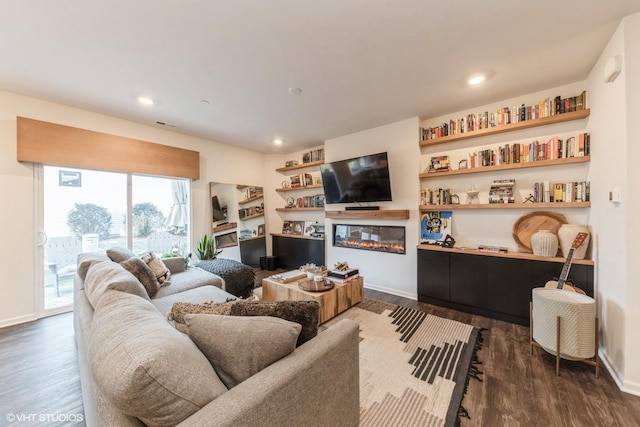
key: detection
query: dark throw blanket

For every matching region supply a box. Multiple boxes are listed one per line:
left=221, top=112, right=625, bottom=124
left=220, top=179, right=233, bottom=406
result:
left=195, top=258, right=255, bottom=298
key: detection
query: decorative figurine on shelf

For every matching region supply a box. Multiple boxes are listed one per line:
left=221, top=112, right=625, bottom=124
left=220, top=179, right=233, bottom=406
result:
left=285, top=197, right=296, bottom=208
left=333, top=261, right=350, bottom=271
left=458, top=159, right=468, bottom=170
left=466, top=185, right=480, bottom=204
left=451, top=194, right=460, bottom=204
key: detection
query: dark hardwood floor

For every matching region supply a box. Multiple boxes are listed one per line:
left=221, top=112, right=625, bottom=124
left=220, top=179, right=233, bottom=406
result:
left=1, top=286, right=640, bottom=426
left=364, top=288, right=640, bottom=427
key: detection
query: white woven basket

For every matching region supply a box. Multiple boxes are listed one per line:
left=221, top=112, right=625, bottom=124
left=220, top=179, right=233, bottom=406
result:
left=532, top=288, right=596, bottom=360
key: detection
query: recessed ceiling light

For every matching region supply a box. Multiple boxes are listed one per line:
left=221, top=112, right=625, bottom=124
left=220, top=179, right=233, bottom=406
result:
left=468, top=74, right=486, bottom=86
left=288, top=87, right=302, bottom=95
left=273, top=139, right=283, bottom=145
left=138, top=96, right=155, bottom=105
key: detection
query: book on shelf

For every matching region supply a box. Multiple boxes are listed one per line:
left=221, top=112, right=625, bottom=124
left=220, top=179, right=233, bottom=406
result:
left=302, top=148, right=325, bottom=163
left=478, top=245, right=508, bottom=254
left=289, top=173, right=314, bottom=188
left=489, top=179, right=515, bottom=204
left=419, top=91, right=587, bottom=141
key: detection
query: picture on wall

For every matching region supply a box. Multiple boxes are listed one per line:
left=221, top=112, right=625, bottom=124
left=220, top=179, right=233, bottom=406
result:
left=420, top=211, right=452, bottom=243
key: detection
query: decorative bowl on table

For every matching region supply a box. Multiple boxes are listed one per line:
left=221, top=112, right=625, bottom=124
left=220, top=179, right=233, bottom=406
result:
left=298, top=277, right=334, bottom=292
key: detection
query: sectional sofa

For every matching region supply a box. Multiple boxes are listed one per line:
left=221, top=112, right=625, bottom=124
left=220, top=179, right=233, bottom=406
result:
left=73, top=250, right=360, bottom=426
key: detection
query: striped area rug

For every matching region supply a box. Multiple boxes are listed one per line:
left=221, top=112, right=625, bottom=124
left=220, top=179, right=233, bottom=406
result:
left=324, top=299, right=483, bottom=427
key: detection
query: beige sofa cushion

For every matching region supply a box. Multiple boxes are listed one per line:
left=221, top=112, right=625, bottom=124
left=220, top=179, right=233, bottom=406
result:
left=184, top=314, right=301, bottom=389
left=76, top=252, right=111, bottom=283
left=89, top=290, right=227, bottom=427
left=84, top=260, right=150, bottom=308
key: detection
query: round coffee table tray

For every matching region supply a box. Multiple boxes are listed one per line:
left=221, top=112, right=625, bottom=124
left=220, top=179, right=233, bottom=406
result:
left=298, top=278, right=334, bottom=292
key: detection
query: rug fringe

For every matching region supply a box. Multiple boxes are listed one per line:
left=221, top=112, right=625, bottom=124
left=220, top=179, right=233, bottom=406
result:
left=457, top=327, right=487, bottom=426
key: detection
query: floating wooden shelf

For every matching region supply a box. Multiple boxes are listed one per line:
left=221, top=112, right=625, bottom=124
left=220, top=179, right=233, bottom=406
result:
left=419, top=156, right=590, bottom=179
left=212, top=222, right=237, bottom=233
left=276, top=160, right=324, bottom=172
left=419, top=202, right=590, bottom=211
left=239, top=235, right=266, bottom=242
left=238, top=194, right=263, bottom=205
left=276, top=207, right=324, bottom=212
left=325, top=210, right=410, bottom=220
left=270, top=232, right=324, bottom=241
left=240, top=212, right=264, bottom=220
left=417, top=244, right=594, bottom=266
left=276, top=184, right=324, bottom=192
left=419, top=109, right=590, bottom=147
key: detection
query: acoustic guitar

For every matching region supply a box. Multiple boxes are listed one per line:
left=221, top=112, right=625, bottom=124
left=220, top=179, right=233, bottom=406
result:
left=544, top=232, right=589, bottom=295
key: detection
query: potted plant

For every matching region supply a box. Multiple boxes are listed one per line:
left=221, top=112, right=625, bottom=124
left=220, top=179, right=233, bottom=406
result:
left=195, top=234, right=221, bottom=260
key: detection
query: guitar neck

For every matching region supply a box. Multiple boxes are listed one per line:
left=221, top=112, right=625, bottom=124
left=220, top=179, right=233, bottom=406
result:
left=556, top=248, right=575, bottom=288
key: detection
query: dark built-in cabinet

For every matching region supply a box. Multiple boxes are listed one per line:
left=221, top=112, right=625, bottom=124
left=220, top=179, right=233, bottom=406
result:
left=418, top=248, right=594, bottom=325
left=271, top=234, right=325, bottom=269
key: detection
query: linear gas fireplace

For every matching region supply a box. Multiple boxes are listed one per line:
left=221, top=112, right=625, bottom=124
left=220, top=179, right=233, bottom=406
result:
left=333, top=224, right=405, bottom=254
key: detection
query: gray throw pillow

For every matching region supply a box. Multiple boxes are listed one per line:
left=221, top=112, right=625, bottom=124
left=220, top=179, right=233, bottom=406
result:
left=169, top=300, right=320, bottom=347
left=120, top=257, right=160, bottom=298
left=106, top=247, right=137, bottom=263
left=185, top=314, right=301, bottom=389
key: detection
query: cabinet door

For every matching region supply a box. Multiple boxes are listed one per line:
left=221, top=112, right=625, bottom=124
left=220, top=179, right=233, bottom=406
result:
left=417, top=249, right=450, bottom=301
left=487, top=257, right=533, bottom=319
left=450, top=254, right=487, bottom=307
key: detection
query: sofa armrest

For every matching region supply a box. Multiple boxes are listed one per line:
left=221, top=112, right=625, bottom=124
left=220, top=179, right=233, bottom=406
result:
left=177, top=319, right=360, bottom=427
left=161, top=257, right=185, bottom=274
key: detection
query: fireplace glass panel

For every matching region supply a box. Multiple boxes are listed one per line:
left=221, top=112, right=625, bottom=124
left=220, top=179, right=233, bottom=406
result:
left=333, top=224, right=405, bottom=254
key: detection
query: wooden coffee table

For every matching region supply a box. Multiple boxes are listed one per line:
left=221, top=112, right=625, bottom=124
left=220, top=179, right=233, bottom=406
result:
left=262, top=275, right=363, bottom=324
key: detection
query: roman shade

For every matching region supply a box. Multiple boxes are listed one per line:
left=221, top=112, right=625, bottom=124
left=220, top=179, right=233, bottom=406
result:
left=17, top=117, right=199, bottom=180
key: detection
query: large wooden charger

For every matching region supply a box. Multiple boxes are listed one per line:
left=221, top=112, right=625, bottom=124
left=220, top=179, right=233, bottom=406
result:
left=512, top=211, right=567, bottom=253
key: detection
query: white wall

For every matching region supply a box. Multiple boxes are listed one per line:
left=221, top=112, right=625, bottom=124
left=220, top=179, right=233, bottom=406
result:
left=0, top=89, right=264, bottom=327
left=324, top=118, right=420, bottom=299
left=588, top=12, right=640, bottom=394
left=420, top=82, right=591, bottom=251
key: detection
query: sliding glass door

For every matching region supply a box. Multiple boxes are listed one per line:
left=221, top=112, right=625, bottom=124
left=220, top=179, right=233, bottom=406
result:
left=38, top=166, right=190, bottom=315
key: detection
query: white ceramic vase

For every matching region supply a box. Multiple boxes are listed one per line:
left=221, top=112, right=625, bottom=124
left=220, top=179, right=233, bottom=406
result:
left=558, top=224, right=590, bottom=259
left=531, top=229, right=559, bottom=257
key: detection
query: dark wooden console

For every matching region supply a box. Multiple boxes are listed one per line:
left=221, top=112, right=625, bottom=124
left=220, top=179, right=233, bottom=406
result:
left=417, top=246, right=594, bottom=326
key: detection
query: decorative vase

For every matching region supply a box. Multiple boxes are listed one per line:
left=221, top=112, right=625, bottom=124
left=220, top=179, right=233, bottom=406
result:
left=558, top=224, right=590, bottom=259
left=531, top=230, right=559, bottom=257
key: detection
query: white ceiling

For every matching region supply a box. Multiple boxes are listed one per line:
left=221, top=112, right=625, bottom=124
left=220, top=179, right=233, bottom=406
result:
left=2, top=1, right=640, bottom=153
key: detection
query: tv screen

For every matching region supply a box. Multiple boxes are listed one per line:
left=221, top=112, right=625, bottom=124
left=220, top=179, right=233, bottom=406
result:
left=320, top=152, right=392, bottom=204
left=211, top=195, right=226, bottom=222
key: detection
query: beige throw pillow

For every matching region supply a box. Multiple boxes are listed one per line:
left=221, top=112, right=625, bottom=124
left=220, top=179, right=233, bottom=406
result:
left=89, top=290, right=227, bottom=427
left=185, top=314, right=301, bottom=389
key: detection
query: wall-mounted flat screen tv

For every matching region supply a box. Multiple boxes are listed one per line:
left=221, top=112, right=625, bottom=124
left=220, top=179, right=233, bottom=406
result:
left=211, top=195, right=226, bottom=222
left=319, top=152, right=392, bottom=204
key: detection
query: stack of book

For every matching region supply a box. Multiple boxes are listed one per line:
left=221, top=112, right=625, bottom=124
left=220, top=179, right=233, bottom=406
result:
left=327, top=268, right=359, bottom=284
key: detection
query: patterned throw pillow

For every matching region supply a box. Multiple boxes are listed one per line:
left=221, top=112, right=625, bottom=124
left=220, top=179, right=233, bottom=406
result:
left=168, top=300, right=320, bottom=347
left=120, top=257, right=160, bottom=298
left=141, top=252, right=171, bottom=287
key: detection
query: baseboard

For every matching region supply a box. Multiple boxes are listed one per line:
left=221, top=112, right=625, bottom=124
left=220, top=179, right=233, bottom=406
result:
left=599, top=348, right=640, bottom=396
left=0, top=313, right=38, bottom=329
left=363, top=283, right=417, bottom=301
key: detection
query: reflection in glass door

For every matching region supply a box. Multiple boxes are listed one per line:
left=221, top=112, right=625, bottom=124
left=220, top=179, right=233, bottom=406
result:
left=42, top=166, right=126, bottom=312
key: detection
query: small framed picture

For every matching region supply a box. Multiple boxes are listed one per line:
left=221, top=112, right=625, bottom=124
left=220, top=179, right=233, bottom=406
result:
left=282, top=221, right=294, bottom=234
left=257, top=224, right=265, bottom=236
left=291, top=220, right=305, bottom=236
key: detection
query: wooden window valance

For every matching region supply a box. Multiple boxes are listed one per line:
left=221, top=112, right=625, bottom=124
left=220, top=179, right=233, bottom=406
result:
left=16, top=117, right=200, bottom=180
